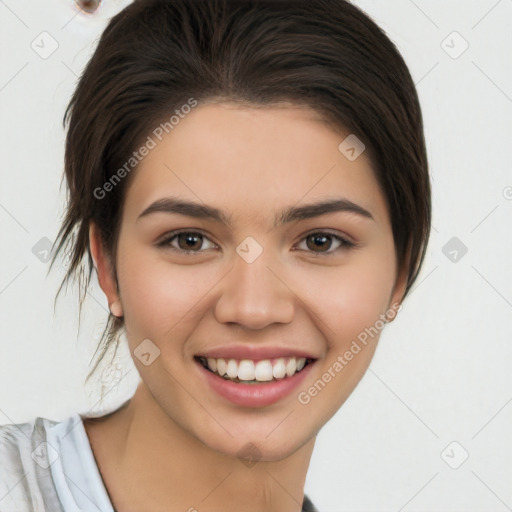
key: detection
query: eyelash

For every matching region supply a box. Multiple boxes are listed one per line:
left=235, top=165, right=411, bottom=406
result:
left=156, top=229, right=356, bottom=256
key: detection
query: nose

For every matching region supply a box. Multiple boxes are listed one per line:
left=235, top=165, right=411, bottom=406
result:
left=213, top=247, right=295, bottom=330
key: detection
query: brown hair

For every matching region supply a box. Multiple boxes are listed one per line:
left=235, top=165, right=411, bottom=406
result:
left=50, top=0, right=431, bottom=385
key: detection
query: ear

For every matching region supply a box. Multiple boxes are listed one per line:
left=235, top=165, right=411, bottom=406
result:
left=386, top=245, right=412, bottom=322
left=89, top=222, right=123, bottom=318
left=387, top=265, right=407, bottom=321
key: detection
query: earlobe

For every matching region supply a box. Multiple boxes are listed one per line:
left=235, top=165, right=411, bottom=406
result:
left=89, top=222, right=123, bottom=318
left=389, top=274, right=406, bottom=318
left=109, top=300, right=123, bottom=318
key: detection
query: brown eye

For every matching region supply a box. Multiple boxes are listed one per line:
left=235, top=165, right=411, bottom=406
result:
left=305, top=233, right=332, bottom=252
left=297, top=232, right=355, bottom=255
left=176, top=232, right=203, bottom=251
left=157, top=230, right=217, bottom=254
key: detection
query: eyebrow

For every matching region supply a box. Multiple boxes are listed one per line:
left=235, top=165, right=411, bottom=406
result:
left=137, top=196, right=374, bottom=227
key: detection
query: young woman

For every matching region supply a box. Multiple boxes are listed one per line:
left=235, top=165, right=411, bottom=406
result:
left=0, top=1, right=431, bottom=510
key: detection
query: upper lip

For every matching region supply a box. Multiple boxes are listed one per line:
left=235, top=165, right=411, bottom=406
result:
left=195, top=345, right=318, bottom=361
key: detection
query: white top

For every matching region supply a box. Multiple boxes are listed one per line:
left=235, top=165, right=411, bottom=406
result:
left=0, top=408, right=318, bottom=512
left=0, top=411, right=114, bottom=512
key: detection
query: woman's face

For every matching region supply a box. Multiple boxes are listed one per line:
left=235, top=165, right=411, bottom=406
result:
left=95, top=101, right=406, bottom=461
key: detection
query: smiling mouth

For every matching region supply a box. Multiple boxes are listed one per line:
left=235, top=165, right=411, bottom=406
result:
left=194, top=356, right=316, bottom=384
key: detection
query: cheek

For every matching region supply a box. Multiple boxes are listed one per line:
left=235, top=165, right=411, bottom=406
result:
left=296, top=254, right=396, bottom=419
left=116, top=248, right=207, bottom=339
left=304, top=252, right=396, bottom=350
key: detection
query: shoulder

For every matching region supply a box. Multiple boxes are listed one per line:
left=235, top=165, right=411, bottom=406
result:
left=0, top=415, right=65, bottom=471
left=0, top=415, right=69, bottom=511
left=0, top=413, right=81, bottom=465
left=0, top=411, right=118, bottom=512
left=0, top=412, right=107, bottom=511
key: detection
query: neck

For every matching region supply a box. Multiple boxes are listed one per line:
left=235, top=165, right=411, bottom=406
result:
left=86, top=381, right=316, bottom=512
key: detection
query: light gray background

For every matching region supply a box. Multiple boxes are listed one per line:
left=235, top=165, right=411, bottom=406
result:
left=1, top=1, right=511, bottom=511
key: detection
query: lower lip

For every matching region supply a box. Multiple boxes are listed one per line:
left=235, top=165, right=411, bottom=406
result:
left=195, top=358, right=315, bottom=408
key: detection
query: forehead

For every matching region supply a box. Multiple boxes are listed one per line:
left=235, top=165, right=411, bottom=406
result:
left=122, top=102, right=389, bottom=229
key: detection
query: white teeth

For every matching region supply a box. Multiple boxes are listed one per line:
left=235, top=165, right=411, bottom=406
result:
left=226, top=359, right=238, bottom=379
left=216, top=358, right=227, bottom=377
left=286, top=358, right=297, bottom=377
left=254, top=360, right=273, bottom=381
left=238, top=360, right=255, bottom=380
left=200, top=356, right=311, bottom=382
left=272, top=358, right=287, bottom=379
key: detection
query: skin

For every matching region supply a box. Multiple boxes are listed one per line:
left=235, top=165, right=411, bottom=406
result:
left=84, top=102, right=408, bottom=512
